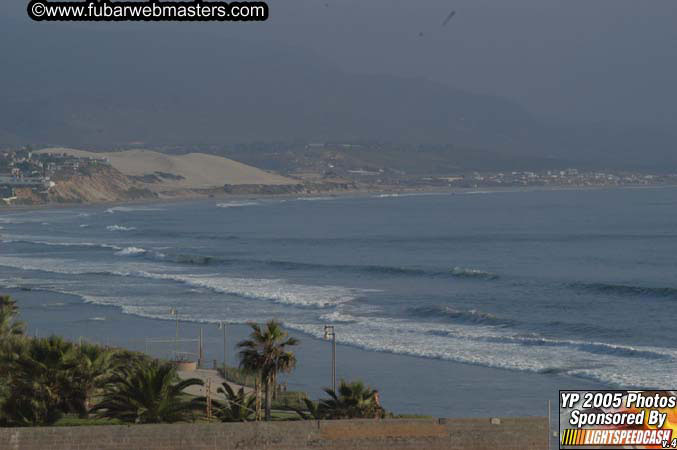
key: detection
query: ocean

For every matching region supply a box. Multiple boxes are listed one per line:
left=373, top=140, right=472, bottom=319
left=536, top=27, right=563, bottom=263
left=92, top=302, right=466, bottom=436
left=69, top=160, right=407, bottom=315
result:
left=1, top=187, right=676, bottom=416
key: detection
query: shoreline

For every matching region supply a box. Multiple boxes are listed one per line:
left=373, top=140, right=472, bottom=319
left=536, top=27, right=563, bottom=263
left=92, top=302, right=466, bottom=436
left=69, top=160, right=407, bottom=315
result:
left=3, top=182, right=677, bottom=213
left=5, top=285, right=609, bottom=419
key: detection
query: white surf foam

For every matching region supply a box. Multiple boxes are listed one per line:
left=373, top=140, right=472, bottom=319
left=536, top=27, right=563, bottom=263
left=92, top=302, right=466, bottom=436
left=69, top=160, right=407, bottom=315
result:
left=115, top=247, right=147, bottom=256
left=0, top=235, right=123, bottom=251
left=106, top=206, right=164, bottom=214
left=106, top=225, right=136, bottom=232
left=216, top=201, right=260, bottom=208
left=285, top=316, right=677, bottom=388
left=319, top=311, right=359, bottom=323
left=136, top=273, right=359, bottom=308
left=296, top=197, right=336, bottom=201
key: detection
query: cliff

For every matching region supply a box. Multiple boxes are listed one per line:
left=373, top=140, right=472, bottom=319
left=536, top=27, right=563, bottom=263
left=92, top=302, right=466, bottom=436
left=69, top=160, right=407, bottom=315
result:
left=8, top=166, right=156, bottom=206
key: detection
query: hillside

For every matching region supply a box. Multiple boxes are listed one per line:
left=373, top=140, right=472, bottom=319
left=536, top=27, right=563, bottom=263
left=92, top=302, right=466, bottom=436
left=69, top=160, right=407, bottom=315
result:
left=38, top=149, right=296, bottom=192
left=2, top=20, right=676, bottom=170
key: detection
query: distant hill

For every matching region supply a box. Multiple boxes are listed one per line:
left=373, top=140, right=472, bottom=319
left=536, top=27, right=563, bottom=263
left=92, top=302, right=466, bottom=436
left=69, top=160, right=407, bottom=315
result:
left=2, top=19, right=676, bottom=171
left=38, top=148, right=296, bottom=191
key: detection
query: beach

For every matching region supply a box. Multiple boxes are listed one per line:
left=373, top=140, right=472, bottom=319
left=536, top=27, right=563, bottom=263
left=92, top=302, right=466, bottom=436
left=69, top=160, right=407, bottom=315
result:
left=2, top=187, right=675, bottom=421
left=10, top=287, right=605, bottom=419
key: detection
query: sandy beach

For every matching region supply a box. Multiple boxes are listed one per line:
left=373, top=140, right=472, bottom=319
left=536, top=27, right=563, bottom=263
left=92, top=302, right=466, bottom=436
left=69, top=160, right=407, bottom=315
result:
left=8, top=286, right=607, bottom=419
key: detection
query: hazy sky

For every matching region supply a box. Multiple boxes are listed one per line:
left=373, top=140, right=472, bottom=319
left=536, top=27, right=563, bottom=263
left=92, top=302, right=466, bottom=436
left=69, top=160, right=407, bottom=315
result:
left=3, top=0, right=677, bottom=128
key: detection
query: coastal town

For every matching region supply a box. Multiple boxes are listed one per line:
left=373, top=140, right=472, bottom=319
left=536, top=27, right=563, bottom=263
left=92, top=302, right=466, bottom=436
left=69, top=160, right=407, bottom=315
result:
left=2, top=146, right=676, bottom=206
left=0, top=148, right=110, bottom=203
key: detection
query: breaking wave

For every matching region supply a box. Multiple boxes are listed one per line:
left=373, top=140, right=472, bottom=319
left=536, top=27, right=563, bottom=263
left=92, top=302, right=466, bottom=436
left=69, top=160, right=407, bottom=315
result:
left=106, top=225, right=136, bottom=232
left=134, top=252, right=500, bottom=282
left=407, top=305, right=512, bottom=326
left=450, top=267, right=499, bottom=280
left=296, top=197, right=336, bottom=201
left=286, top=316, right=677, bottom=388
left=114, top=247, right=147, bottom=256
left=570, top=282, right=677, bottom=300
left=139, top=274, right=360, bottom=308
left=106, top=206, right=163, bottom=214
left=0, top=237, right=122, bottom=251
left=216, top=201, right=260, bottom=208
left=320, top=311, right=359, bottom=323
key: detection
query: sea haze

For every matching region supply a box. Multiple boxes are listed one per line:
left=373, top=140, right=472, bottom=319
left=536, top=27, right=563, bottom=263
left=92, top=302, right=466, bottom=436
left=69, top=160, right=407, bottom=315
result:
left=1, top=187, right=676, bottom=390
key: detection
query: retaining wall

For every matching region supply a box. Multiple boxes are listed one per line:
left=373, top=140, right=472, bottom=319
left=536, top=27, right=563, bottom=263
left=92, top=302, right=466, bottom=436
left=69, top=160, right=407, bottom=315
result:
left=0, top=417, right=548, bottom=450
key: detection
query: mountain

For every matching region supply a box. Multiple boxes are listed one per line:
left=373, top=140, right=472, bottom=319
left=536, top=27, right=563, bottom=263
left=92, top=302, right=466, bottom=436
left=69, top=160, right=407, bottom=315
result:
left=1, top=19, right=675, bottom=171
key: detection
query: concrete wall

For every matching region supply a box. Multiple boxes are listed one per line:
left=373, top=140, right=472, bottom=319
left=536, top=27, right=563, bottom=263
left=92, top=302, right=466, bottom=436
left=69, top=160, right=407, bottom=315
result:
left=0, top=417, right=547, bottom=450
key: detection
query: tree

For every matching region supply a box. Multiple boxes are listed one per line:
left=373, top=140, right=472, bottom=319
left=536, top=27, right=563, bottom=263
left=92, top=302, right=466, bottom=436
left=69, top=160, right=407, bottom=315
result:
left=66, top=342, right=123, bottom=415
left=295, top=398, right=322, bottom=420
left=0, top=336, right=81, bottom=426
left=317, top=379, right=384, bottom=419
left=214, top=382, right=256, bottom=422
left=237, top=320, right=299, bottom=421
left=90, top=359, right=203, bottom=424
left=0, top=295, right=24, bottom=339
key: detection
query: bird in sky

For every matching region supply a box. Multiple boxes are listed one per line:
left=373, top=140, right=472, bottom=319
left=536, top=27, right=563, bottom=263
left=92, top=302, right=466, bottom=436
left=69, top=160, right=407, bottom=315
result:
left=442, top=10, right=456, bottom=27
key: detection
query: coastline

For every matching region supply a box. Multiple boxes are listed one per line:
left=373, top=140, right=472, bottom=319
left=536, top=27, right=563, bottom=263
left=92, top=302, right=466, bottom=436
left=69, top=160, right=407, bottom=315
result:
left=3, top=182, right=676, bottom=213
left=5, top=286, right=609, bottom=419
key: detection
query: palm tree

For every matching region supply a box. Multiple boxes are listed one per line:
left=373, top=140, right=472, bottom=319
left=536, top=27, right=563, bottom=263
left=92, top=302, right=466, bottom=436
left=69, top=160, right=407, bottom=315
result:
left=0, top=336, right=81, bottom=426
left=214, top=382, right=256, bottom=422
left=90, top=359, right=204, bottom=424
left=0, top=295, right=24, bottom=339
left=295, top=398, right=323, bottom=420
left=317, top=379, right=384, bottom=419
left=66, top=342, right=122, bottom=415
left=237, top=320, right=299, bottom=421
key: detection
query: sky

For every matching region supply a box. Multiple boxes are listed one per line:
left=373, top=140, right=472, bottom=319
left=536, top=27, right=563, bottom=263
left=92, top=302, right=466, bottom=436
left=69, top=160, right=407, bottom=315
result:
left=3, top=0, right=676, bottom=129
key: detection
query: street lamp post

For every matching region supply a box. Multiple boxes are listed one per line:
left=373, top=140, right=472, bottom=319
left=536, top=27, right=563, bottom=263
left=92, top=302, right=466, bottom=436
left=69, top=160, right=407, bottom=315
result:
left=169, top=308, right=179, bottom=360
left=218, top=321, right=227, bottom=374
left=324, top=325, right=336, bottom=393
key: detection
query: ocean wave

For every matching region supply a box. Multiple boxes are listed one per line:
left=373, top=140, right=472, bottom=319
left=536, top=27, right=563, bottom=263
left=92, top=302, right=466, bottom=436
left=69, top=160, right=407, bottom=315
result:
left=138, top=273, right=359, bottom=308
left=151, top=252, right=217, bottom=265
left=570, top=282, right=677, bottom=299
left=0, top=237, right=122, bottom=251
left=115, top=247, right=147, bottom=256
left=285, top=316, right=677, bottom=388
left=479, top=335, right=670, bottom=360
left=79, top=224, right=90, bottom=228
left=407, top=305, right=512, bottom=326
left=296, top=197, right=336, bottom=201
left=106, top=206, right=163, bottom=214
left=139, top=253, right=499, bottom=283
left=106, top=225, right=136, bottom=232
left=216, top=201, right=260, bottom=208
left=450, top=267, right=499, bottom=280
left=374, top=193, right=448, bottom=199
left=320, top=311, right=359, bottom=323
left=0, top=254, right=359, bottom=309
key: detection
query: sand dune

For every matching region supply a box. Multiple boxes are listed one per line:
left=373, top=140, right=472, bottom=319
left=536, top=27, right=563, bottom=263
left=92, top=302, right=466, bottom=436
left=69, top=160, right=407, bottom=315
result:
left=38, top=148, right=296, bottom=191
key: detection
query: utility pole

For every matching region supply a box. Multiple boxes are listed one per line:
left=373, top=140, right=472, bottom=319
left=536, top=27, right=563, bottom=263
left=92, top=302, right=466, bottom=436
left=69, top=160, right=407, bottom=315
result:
left=218, top=321, right=227, bottom=373
left=324, top=325, right=336, bottom=393
left=206, top=377, right=212, bottom=420
left=169, top=308, right=178, bottom=360
left=199, top=327, right=204, bottom=368
left=548, top=399, right=552, bottom=450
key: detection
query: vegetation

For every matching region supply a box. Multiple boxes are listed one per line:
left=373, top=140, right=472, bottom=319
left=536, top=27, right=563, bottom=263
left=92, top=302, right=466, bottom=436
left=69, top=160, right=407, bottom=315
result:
left=1, top=336, right=85, bottom=426
left=218, top=365, right=258, bottom=388
left=297, top=380, right=385, bottom=420
left=0, top=299, right=388, bottom=428
left=237, top=320, right=299, bottom=421
left=0, top=295, right=25, bottom=340
left=90, top=360, right=204, bottom=424
left=213, top=383, right=256, bottom=422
